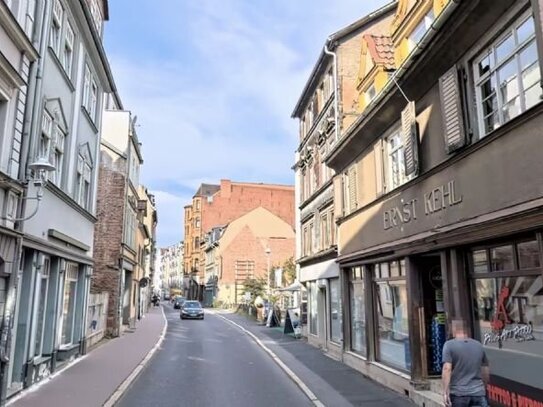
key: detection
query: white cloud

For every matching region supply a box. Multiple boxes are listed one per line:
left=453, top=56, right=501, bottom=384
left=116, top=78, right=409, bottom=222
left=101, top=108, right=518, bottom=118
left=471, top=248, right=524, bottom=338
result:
left=106, top=0, right=391, bottom=247
left=152, top=190, right=190, bottom=247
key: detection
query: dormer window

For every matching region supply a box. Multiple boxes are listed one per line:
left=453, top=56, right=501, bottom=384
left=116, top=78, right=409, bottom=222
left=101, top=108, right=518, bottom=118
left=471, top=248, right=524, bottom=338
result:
left=365, top=84, right=377, bottom=104
left=409, top=9, right=435, bottom=50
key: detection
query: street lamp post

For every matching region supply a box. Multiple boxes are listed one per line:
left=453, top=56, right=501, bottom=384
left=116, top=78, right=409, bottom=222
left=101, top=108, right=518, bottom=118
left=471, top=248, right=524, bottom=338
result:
left=265, top=247, right=271, bottom=298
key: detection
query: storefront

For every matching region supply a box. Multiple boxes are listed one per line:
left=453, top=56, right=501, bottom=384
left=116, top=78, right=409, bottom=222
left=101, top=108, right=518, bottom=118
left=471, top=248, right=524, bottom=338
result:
left=300, top=258, right=342, bottom=358
left=467, top=232, right=543, bottom=406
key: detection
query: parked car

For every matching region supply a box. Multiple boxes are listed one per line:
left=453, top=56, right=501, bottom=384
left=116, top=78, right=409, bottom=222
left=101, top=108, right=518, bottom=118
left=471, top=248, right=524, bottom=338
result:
left=173, top=296, right=186, bottom=309
left=180, top=301, right=204, bottom=320
left=163, top=293, right=170, bottom=301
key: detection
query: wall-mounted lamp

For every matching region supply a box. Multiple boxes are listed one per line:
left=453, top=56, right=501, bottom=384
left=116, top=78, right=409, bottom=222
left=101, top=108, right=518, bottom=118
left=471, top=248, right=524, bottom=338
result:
left=4, top=157, right=56, bottom=222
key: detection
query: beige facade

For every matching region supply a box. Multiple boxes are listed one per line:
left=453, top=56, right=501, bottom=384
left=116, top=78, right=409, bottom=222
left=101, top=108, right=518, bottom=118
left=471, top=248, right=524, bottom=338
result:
left=292, top=3, right=395, bottom=356
left=310, top=0, right=543, bottom=406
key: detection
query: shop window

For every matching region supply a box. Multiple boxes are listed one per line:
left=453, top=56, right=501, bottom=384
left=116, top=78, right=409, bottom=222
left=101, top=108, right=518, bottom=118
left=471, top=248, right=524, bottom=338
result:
left=472, top=275, right=543, bottom=391
left=517, top=240, right=540, bottom=269
left=469, top=234, right=543, bottom=396
left=34, top=256, right=50, bottom=357
left=490, top=245, right=514, bottom=271
left=473, top=12, right=541, bottom=138
left=373, top=260, right=410, bottom=371
left=309, top=282, right=318, bottom=336
left=349, top=267, right=366, bottom=356
left=329, top=278, right=342, bottom=343
left=472, top=250, right=489, bottom=273
left=61, top=263, right=79, bottom=346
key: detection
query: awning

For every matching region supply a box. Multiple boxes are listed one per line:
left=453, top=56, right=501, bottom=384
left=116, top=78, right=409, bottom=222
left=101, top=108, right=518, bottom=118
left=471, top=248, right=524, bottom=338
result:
left=277, top=280, right=302, bottom=292
left=299, top=258, right=339, bottom=282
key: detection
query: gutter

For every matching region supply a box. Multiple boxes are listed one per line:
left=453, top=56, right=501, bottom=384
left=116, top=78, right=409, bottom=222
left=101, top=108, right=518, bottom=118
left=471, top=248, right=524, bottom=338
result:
left=323, top=43, right=339, bottom=143
left=326, top=0, right=462, bottom=165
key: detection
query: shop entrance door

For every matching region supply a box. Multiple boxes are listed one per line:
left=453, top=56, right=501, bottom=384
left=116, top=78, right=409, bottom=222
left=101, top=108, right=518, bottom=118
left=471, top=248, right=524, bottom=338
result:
left=418, top=254, right=447, bottom=377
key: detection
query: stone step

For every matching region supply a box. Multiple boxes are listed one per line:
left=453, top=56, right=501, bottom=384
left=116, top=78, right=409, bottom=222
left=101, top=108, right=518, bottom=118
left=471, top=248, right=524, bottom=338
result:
left=411, top=389, right=444, bottom=407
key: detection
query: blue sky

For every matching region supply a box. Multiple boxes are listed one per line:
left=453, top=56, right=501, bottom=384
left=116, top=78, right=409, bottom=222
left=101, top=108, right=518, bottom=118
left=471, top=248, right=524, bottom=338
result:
left=104, top=0, right=389, bottom=247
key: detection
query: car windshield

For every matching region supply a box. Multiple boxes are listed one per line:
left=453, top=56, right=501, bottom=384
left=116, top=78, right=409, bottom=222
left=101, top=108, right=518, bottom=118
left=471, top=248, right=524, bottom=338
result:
left=183, top=302, right=200, bottom=309
left=176, top=297, right=185, bottom=302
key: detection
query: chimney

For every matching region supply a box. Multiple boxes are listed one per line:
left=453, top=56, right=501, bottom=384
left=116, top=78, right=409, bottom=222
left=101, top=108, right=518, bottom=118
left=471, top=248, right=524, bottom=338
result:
left=220, top=179, right=232, bottom=199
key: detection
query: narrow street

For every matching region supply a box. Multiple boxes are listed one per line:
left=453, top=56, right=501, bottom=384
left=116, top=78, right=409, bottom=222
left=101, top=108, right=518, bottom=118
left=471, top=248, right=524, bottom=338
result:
left=117, top=304, right=313, bottom=407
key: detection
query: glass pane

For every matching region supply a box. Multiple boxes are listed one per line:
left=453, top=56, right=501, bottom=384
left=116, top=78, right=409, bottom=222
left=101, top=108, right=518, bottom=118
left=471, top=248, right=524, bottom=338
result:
left=524, top=83, right=541, bottom=110
left=472, top=250, right=489, bottom=273
left=522, top=62, right=540, bottom=92
left=62, top=280, right=77, bottom=345
left=495, top=34, right=515, bottom=63
left=480, top=76, right=496, bottom=101
left=520, top=41, right=538, bottom=71
left=473, top=275, right=543, bottom=391
left=498, top=61, right=519, bottom=103
left=484, top=113, right=498, bottom=134
left=309, top=282, right=318, bottom=335
left=400, top=259, right=406, bottom=276
left=517, top=17, right=535, bottom=45
left=350, top=277, right=366, bottom=355
left=481, top=93, right=497, bottom=117
left=380, top=263, right=389, bottom=279
left=34, top=277, right=48, bottom=356
left=478, top=52, right=494, bottom=77
left=375, top=280, right=410, bottom=371
left=517, top=240, right=541, bottom=269
left=390, top=261, right=400, bottom=277
left=330, top=279, right=342, bottom=343
left=490, top=245, right=514, bottom=271
left=501, top=98, right=520, bottom=122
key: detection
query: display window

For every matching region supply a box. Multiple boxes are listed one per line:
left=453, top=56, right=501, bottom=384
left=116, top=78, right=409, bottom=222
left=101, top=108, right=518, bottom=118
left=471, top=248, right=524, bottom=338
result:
left=469, top=234, right=543, bottom=404
left=373, top=259, right=410, bottom=371
left=348, top=266, right=367, bottom=356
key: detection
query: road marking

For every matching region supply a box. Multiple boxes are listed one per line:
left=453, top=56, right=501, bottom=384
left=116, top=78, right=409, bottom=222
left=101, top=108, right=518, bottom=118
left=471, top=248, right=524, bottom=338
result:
left=102, top=306, right=168, bottom=407
left=211, top=311, right=326, bottom=407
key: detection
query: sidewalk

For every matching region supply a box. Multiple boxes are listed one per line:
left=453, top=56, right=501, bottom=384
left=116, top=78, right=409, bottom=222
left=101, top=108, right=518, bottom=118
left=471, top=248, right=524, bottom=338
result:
left=216, top=310, right=414, bottom=407
left=8, top=306, right=165, bottom=407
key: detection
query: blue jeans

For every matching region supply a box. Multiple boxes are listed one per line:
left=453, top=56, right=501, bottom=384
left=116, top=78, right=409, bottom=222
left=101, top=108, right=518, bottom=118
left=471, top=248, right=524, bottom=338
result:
left=450, top=395, right=489, bottom=407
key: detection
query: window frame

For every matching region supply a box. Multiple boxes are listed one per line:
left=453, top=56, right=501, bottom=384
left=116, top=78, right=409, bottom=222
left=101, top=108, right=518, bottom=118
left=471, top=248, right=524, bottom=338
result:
left=50, top=0, right=63, bottom=54
left=384, top=129, right=407, bottom=191
left=62, top=19, right=75, bottom=78
left=470, top=9, right=541, bottom=139
left=60, top=262, right=79, bottom=347
left=33, top=256, right=50, bottom=358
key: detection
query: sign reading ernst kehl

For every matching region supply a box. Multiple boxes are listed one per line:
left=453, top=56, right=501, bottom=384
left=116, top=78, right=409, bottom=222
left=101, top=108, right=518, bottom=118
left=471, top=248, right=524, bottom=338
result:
left=383, top=180, right=463, bottom=230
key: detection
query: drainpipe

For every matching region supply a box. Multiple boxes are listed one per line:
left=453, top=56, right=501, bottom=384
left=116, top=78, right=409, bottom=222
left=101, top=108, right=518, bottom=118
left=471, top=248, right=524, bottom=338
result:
left=323, top=43, right=339, bottom=143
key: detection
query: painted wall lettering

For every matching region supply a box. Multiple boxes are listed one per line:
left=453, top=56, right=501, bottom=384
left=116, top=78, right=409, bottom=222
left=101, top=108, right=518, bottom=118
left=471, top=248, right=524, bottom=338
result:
left=383, top=199, right=417, bottom=230
left=382, top=180, right=463, bottom=231
left=424, top=180, right=463, bottom=215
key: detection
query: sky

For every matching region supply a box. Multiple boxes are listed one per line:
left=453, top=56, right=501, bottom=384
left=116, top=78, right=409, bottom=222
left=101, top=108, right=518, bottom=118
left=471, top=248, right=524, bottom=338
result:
left=104, top=0, right=389, bottom=248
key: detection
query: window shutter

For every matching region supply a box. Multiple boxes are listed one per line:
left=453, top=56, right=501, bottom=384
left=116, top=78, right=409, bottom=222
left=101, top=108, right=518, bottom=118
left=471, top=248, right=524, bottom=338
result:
left=373, top=139, right=384, bottom=196
left=333, top=177, right=344, bottom=217
left=439, top=66, right=466, bottom=153
left=348, top=165, right=357, bottom=211
left=401, top=101, right=419, bottom=176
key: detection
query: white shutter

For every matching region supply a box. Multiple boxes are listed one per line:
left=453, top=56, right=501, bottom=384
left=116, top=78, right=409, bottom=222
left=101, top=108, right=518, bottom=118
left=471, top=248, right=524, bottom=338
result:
left=401, top=101, right=419, bottom=176
left=439, top=66, right=466, bottom=153
left=374, top=139, right=384, bottom=196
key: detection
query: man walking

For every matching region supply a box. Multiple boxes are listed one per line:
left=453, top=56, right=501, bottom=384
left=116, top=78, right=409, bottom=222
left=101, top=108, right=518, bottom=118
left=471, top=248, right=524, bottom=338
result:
left=442, top=319, right=490, bottom=407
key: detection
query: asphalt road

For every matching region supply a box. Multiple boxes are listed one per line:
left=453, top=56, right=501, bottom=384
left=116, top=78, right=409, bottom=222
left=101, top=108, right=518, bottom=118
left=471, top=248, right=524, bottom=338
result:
left=117, top=304, right=313, bottom=407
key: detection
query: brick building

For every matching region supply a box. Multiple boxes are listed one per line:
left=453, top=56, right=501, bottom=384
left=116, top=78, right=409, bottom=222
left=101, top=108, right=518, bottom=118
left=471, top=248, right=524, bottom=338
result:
left=203, top=207, right=295, bottom=306
left=183, top=180, right=295, bottom=295
left=92, top=100, right=145, bottom=337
